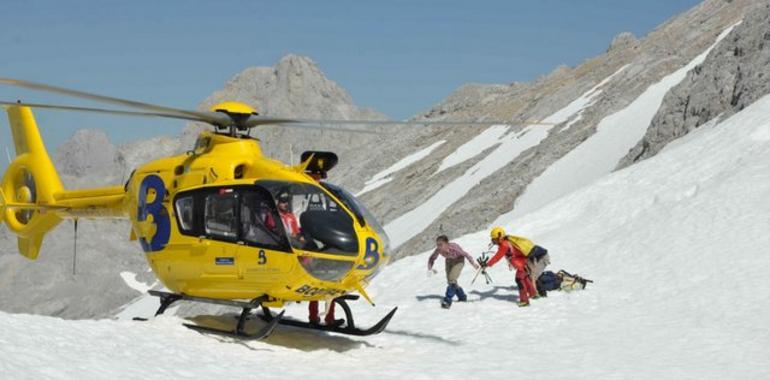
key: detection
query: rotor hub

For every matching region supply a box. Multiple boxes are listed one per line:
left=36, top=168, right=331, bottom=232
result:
left=209, top=101, right=258, bottom=116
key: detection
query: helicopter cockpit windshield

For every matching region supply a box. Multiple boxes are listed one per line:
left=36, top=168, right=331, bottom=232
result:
left=320, top=182, right=390, bottom=253
left=257, top=180, right=359, bottom=282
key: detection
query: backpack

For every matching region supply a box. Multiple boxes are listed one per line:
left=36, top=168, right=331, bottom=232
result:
left=505, top=235, right=535, bottom=256
left=536, top=271, right=562, bottom=292
left=558, top=270, right=592, bottom=292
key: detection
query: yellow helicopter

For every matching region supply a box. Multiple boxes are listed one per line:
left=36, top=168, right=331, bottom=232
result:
left=0, top=78, right=518, bottom=339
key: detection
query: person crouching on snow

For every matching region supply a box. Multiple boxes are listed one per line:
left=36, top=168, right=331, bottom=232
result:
left=482, top=227, right=538, bottom=307
left=428, top=235, right=479, bottom=309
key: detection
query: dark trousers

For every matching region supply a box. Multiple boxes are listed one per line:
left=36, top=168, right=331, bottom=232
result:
left=444, top=283, right=467, bottom=304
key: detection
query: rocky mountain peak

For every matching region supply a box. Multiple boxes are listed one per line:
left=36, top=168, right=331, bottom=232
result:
left=201, top=54, right=384, bottom=121
left=54, top=129, right=118, bottom=178
left=608, top=32, right=639, bottom=52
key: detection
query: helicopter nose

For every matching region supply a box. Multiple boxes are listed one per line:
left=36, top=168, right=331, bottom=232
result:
left=356, top=236, right=383, bottom=272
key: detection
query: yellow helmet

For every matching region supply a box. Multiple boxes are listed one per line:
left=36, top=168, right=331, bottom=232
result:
left=490, top=226, right=506, bottom=240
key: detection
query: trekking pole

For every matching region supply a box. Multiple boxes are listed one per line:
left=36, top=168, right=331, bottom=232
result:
left=471, top=266, right=484, bottom=285
left=482, top=269, right=493, bottom=284
left=471, top=250, right=494, bottom=285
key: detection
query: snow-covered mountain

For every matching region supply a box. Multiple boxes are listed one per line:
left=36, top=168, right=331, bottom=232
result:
left=2, top=85, right=769, bottom=379
left=1, top=0, right=768, bottom=324
left=359, top=0, right=755, bottom=256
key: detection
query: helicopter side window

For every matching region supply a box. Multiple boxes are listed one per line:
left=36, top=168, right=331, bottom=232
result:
left=240, top=190, right=290, bottom=251
left=175, top=196, right=194, bottom=232
left=204, top=191, right=239, bottom=240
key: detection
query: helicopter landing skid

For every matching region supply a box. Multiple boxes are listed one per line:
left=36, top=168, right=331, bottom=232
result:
left=183, top=309, right=285, bottom=340
left=259, top=296, right=398, bottom=336
left=145, top=290, right=284, bottom=340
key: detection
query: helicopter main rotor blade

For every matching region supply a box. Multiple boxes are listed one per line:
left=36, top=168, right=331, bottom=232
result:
left=0, top=101, right=210, bottom=123
left=0, top=100, right=385, bottom=134
left=277, top=122, right=383, bottom=134
left=0, top=77, right=231, bottom=126
left=244, top=116, right=555, bottom=128
left=0, top=77, right=555, bottom=132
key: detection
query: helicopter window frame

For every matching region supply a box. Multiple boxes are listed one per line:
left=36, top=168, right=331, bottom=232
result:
left=320, top=182, right=365, bottom=227
left=171, top=185, right=292, bottom=252
left=204, top=191, right=240, bottom=241
left=174, top=195, right=195, bottom=232
left=239, top=188, right=292, bottom=252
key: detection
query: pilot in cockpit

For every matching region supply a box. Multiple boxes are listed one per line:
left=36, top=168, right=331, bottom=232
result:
left=276, top=192, right=301, bottom=237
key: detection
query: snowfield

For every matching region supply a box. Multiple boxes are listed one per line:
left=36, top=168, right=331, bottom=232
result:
left=356, top=140, right=445, bottom=196
left=3, top=79, right=770, bottom=379
left=434, top=124, right=509, bottom=174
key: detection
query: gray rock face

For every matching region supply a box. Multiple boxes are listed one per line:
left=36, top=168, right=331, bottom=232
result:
left=608, top=32, right=639, bottom=52
left=619, top=1, right=770, bottom=167
left=421, top=83, right=525, bottom=119
left=202, top=54, right=384, bottom=121
left=195, top=54, right=388, bottom=182
left=55, top=129, right=121, bottom=183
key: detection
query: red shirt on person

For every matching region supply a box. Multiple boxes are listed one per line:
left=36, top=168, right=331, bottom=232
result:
left=487, top=239, right=527, bottom=270
left=265, top=210, right=300, bottom=237
left=487, top=237, right=538, bottom=304
left=279, top=210, right=300, bottom=236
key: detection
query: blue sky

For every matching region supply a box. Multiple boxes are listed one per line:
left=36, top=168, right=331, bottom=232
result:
left=0, top=0, right=701, bottom=166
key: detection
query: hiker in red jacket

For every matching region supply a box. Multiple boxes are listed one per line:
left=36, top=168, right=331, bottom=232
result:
left=483, top=226, right=538, bottom=307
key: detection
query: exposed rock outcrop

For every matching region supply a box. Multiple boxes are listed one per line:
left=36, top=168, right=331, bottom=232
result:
left=619, top=1, right=770, bottom=167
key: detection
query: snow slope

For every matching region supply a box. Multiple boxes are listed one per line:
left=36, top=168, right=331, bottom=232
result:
left=356, top=140, right=445, bottom=196
left=2, top=89, right=770, bottom=380
left=432, top=62, right=623, bottom=178
left=384, top=65, right=628, bottom=249
left=384, top=124, right=543, bottom=248
left=495, top=23, right=739, bottom=224
left=434, top=124, right=509, bottom=174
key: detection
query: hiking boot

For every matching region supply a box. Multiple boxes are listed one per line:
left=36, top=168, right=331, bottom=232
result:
left=441, top=300, right=452, bottom=309
left=457, top=296, right=468, bottom=302
left=517, top=301, right=530, bottom=307
left=309, top=317, right=321, bottom=326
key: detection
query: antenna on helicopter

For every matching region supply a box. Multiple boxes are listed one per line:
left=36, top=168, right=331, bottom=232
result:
left=72, top=218, right=78, bottom=276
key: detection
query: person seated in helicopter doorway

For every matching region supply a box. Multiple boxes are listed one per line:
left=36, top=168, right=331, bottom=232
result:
left=428, top=235, right=479, bottom=309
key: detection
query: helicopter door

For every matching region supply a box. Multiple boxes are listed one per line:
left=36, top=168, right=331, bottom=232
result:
left=237, top=189, right=292, bottom=277
left=202, top=189, right=239, bottom=277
